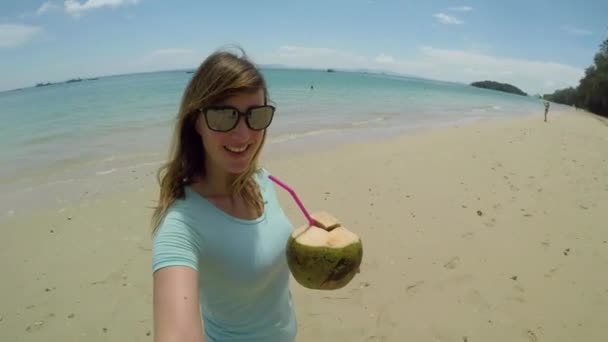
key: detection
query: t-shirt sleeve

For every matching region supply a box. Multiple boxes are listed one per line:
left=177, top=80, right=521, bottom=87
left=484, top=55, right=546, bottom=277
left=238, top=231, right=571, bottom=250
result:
left=152, top=210, right=201, bottom=273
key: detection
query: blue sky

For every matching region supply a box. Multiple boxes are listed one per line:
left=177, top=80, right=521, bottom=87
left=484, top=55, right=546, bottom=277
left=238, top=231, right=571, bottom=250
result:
left=0, top=0, right=606, bottom=94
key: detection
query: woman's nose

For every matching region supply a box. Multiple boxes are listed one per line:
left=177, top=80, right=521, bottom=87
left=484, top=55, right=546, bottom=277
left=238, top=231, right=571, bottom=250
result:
left=229, top=115, right=250, bottom=140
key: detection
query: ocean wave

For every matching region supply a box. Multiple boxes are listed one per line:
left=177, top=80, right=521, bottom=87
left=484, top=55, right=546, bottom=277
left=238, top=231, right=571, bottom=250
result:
left=268, top=128, right=342, bottom=143
left=471, top=104, right=502, bottom=113
left=96, top=168, right=117, bottom=176
left=350, top=117, right=386, bottom=126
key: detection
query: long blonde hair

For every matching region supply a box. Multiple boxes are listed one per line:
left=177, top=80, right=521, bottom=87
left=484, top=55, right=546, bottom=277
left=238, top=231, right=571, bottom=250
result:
left=151, top=48, right=268, bottom=232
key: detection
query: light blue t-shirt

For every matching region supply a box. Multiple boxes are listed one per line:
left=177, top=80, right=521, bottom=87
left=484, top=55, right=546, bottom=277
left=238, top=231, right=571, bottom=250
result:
left=152, top=168, right=297, bottom=341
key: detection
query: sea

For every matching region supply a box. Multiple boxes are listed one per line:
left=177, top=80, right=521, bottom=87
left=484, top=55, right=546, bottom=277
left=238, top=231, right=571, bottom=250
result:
left=0, top=68, right=555, bottom=218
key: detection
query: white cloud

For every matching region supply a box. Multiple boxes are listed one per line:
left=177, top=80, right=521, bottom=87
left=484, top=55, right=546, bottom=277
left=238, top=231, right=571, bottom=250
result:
left=434, top=13, right=463, bottom=25
left=561, top=25, right=592, bottom=36
left=139, top=48, right=201, bottom=70
left=149, top=48, right=195, bottom=57
left=37, top=2, right=61, bottom=15
left=412, top=46, right=583, bottom=93
left=277, top=46, right=337, bottom=58
left=449, top=6, right=473, bottom=12
left=272, top=46, right=369, bottom=67
left=260, top=45, right=583, bottom=94
left=64, top=0, right=140, bottom=17
left=0, top=24, right=43, bottom=48
left=374, top=54, right=396, bottom=64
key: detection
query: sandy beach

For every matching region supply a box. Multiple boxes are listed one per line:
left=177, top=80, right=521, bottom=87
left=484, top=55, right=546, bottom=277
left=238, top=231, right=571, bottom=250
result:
left=1, top=108, right=607, bottom=341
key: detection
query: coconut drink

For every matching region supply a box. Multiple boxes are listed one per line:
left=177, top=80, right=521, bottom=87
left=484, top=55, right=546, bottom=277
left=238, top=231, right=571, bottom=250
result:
left=268, top=174, right=363, bottom=290
left=286, top=211, right=363, bottom=290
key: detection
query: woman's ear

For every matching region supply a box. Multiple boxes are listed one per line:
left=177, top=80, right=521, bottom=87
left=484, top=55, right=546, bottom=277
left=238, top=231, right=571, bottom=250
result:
left=194, top=115, right=204, bottom=136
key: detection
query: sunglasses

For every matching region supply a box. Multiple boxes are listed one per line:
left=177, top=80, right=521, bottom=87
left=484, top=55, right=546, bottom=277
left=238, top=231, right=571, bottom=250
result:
left=199, top=105, right=275, bottom=132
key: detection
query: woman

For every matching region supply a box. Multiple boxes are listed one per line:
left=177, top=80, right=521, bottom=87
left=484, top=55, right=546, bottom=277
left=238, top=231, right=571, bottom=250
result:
left=151, top=48, right=297, bottom=342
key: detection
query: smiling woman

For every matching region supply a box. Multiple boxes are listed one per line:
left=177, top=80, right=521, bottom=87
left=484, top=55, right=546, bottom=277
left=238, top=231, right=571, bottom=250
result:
left=150, top=47, right=298, bottom=342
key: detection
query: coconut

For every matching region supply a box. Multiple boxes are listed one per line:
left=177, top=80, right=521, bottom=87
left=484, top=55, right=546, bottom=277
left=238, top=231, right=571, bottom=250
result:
left=286, top=211, right=363, bottom=290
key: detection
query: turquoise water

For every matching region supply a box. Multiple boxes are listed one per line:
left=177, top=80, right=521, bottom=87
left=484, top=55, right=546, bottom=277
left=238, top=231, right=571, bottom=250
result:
left=0, top=68, right=547, bottom=198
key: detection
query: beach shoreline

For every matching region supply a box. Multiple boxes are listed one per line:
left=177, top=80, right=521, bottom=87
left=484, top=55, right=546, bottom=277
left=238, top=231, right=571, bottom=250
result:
left=1, top=67, right=556, bottom=214
left=1, top=107, right=607, bottom=341
left=0, top=109, right=539, bottom=223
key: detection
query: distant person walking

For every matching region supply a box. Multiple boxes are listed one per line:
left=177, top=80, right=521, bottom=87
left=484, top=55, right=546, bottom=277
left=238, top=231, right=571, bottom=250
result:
left=543, top=101, right=550, bottom=122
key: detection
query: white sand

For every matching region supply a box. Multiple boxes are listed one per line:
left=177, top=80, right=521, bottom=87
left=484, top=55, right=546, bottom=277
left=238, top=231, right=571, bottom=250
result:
left=1, top=108, right=607, bottom=341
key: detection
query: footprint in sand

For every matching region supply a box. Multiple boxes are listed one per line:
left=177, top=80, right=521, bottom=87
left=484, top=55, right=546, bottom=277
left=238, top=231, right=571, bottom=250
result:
left=484, top=217, right=497, bottom=227
left=25, top=320, right=45, bottom=332
left=525, top=329, right=541, bottom=342
left=437, top=273, right=473, bottom=290
left=138, top=245, right=152, bottom=252
left=544, top=268, right=558, bottom=279
left=461, top=232, right=474, bottom=239
left=444, top=257, right=460, bottom=270
left=406, top=280, right=424, bottom=293
left=464, top=289, right=491, bottom=310
left=508, top=295, right=526, bottom=303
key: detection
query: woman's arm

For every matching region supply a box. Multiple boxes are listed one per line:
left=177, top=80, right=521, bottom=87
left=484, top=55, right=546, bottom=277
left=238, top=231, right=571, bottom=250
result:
left=153, top=266, right=205, bottom=342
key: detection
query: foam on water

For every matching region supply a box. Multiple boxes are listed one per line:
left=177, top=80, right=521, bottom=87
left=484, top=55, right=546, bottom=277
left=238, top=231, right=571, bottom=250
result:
left=96, top=168, right=117, bottom=176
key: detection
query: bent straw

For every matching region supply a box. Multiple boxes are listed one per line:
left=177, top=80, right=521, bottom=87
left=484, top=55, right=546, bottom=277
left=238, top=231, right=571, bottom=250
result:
left=268, top=174, right=315, bottom=227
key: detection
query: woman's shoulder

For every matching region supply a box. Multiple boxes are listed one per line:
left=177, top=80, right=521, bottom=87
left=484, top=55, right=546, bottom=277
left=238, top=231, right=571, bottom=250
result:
left=155, top=193, right=199, bottom=232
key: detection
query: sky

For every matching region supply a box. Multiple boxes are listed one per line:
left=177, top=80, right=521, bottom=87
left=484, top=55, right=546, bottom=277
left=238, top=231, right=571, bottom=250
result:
left=0, top=0, right=606, bottom=94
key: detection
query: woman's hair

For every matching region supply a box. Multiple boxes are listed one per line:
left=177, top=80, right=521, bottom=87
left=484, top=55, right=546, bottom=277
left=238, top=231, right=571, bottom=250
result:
left=151, top=47, right=268, bottom=232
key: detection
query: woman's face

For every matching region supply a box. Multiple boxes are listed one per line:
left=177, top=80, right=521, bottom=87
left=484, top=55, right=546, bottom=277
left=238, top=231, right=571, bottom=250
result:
left=196, top=89, right=267, bottom=175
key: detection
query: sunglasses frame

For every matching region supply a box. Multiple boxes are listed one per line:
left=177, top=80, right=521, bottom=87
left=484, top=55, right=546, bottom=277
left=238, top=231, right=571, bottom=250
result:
left=199, top=105, right=276, bottom=132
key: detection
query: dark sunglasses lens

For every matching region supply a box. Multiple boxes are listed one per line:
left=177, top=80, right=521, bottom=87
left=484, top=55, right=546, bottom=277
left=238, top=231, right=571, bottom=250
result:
left=248, top=106, right=274, bottom=130
left=206, top=108, right=238, bottom=131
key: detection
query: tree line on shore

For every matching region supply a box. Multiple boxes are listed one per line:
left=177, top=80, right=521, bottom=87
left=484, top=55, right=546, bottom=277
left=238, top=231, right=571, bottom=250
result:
left=543, top=37, right=608, bottom=118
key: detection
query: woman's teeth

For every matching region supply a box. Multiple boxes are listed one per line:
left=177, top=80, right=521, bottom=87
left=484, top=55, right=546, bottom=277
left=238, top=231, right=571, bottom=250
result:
left=224, top=145, right=248, bottom=153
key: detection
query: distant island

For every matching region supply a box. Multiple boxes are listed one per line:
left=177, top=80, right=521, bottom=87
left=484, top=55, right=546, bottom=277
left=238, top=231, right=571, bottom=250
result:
left=35, top=77, right=99, bottom=88
left=470, top=80, right=527, bottom=96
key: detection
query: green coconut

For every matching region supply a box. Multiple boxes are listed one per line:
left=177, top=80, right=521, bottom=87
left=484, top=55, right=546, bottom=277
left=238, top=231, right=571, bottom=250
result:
left=286, top=211, right=363, bottom=290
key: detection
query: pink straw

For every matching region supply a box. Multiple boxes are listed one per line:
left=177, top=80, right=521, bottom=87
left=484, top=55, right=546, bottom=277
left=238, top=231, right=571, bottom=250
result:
left=268, top=174, right=315, bottom=227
